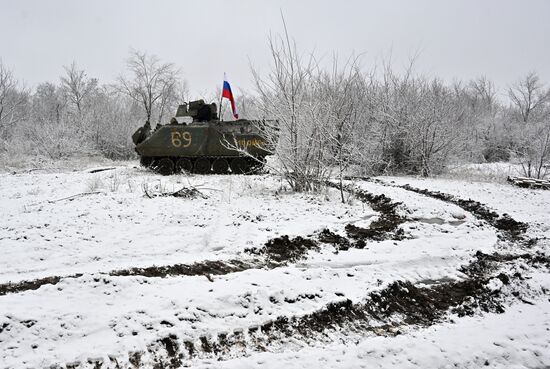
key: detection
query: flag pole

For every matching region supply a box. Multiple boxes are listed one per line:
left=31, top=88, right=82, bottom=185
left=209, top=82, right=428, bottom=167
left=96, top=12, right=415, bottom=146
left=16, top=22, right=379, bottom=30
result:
left=218, top=74, right=224, bottom=122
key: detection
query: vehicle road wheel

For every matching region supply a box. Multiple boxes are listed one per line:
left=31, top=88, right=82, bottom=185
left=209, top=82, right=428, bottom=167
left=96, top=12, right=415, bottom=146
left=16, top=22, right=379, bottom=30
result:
left=194, top=158, right=211, bottom=174
left=140, top=156, right=153, bottom=168
left=212, top=158, right=229, bottom=174
left=230, top=157, right=249, bottom=174
left=175, top=158, right=193, bottom=173
left=154, top=158, right=175, bottom=175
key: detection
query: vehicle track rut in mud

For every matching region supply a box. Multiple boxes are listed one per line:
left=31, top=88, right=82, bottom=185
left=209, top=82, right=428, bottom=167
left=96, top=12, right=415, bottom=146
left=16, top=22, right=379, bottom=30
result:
left=349, top=177, right=531, bottom=241
left=103, top=181, right=549, bottom=368
left=397, top=184, right=529, bottom=240
left=5, top=179, right=549, bottom=369
left=327, top=181, right=408, bottom=244
left=0, top=186, right=405, bottom=297
left=124, top=252, right=527, bottom=368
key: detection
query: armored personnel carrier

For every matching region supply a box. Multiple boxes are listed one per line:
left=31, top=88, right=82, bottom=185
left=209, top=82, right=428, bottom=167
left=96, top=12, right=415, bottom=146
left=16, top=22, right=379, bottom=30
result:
left=132, top=100, right=272, bottom=175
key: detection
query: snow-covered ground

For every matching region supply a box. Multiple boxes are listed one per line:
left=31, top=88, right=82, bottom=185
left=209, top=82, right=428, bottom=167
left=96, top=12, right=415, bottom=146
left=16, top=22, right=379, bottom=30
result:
left=383, top=176, right=550, bottom=240
left=199, top=296, right=550, bottom=369
left=1, top=163, right=549, bottom=368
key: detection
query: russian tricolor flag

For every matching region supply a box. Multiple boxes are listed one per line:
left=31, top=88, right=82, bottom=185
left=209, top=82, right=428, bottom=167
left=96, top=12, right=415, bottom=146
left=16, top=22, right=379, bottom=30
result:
left=222, top=74, right=239, bottom=119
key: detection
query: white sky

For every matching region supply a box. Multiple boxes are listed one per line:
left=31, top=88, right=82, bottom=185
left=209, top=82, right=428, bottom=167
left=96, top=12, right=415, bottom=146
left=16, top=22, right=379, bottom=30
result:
left=1, top=0, right=549, bottom=99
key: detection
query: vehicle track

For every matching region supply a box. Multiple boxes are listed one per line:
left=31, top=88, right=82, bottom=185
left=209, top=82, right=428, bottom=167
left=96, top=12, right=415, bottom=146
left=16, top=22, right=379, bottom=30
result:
left=123, top=253, right=522, bottom=368
left=5, top=179, right=548, bottom=369
left=0, top=186, right=406, bottom=297
left=106, top=180, right=549, bottom=368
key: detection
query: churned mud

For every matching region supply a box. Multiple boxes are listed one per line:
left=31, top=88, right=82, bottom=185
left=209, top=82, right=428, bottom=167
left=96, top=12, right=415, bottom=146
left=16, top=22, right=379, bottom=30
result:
left=317, top=228, right=352, bottom=250
left=8, top=180, right=550, bottom=368
left=125, top=254, right=515, bottom=367
left=0, top=260, right=262, bottom=297
left=109, top=259, right=259, bottom=278
left=345, top=186, right=407, bottom=242
left=245, top=235, right=320, bottom=264
left=117, top=183, right=546, bottom=366
left=319, top=183, right=408, bottom=250
left=0, top=275, right=80, bottom=297
left=1, top=236, right=322, bottom=296
left=126, top=251, right=550, bottom=367
left=2, top=183, right=408, bottom=297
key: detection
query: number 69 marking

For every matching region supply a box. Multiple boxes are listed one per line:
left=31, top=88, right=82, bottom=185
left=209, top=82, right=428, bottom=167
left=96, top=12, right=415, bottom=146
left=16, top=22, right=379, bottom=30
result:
left=171, top=131, right=192, bottom=148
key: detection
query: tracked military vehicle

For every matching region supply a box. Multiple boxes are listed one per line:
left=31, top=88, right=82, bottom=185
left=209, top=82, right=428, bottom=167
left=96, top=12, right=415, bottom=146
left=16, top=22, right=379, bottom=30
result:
left=132, top=100, right=272, bottom=175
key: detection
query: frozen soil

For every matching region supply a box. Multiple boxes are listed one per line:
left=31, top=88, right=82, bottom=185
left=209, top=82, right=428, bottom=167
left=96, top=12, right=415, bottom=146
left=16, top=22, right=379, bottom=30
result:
left=0, top=165, right=549, bottom=368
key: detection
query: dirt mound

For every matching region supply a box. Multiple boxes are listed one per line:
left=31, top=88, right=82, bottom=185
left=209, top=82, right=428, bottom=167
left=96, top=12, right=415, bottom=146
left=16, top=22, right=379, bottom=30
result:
left=245, top=235, right=319, bottom=264
left=368, top=278, right=506, bottom=324
left=318, top=228, right=352, bottom=250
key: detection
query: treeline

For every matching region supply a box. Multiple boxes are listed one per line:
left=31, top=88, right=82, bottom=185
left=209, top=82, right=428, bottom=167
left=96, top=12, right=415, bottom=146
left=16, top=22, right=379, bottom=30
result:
left=246, top=35, right=550, bottom=191
left=0, top=50, right=185, bottom=163
left=1, top=43, right=549, bottom=185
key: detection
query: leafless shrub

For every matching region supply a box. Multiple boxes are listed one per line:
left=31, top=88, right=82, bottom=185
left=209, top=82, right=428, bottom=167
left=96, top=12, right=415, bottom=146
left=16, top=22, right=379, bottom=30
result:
left=86, top=176, right=104, bottom=192
left=108, top=171, right=121, bottom=192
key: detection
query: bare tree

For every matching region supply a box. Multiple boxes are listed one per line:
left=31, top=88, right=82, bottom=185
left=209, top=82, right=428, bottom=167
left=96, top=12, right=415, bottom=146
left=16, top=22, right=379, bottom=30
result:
left=250, top=18, right=327, bottom=192
left=60, top=62, right=98, bottom=115
left=0, top=61, right=27, bottom=142
left=32, top=82, right=67, bottom=126
left=508, top=72, right=550, bottom=123
left=176, top=80, right=190, bottom=105
left=513, top=120, right=550, bottom=179
left=369, top=62, right=468, bottom=177
left=317, top=55, right=369, bottom=201
left=116, top=50, right=180, bottom=125
left=468, top=76, right=497, bottom=114
left=411, top=79, right=466, bottom=176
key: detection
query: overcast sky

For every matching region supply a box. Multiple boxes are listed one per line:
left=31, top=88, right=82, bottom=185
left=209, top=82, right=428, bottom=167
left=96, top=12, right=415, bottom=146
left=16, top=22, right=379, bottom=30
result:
left=1, top=0, right=549, bottom=99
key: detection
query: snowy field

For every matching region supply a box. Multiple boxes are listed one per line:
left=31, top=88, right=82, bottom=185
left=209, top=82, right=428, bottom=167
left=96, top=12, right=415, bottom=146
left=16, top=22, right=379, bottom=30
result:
left=1, top=163, right=549, bottom=368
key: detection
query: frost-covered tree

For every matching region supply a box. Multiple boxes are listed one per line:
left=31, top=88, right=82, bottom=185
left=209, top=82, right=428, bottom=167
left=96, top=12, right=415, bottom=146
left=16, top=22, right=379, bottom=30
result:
left=364, top=63, right=469, bottom=176
left=116, top=50, right=180, bottom=126
left=316, top=56, right=369, bottom=201
left=514, top=121, right=550, bottom=179
left=0, top=61, right=27, bottom=144
left=508, top=72, right=550, bottom=123
left=60, top=62, right=98, bottom=116
left=250, top=22, right=327, bottom=192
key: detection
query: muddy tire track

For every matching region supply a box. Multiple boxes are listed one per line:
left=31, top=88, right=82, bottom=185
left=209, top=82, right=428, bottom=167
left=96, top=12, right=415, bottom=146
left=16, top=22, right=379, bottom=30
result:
left=397, top=183, right=529, bottom=240
left=109, top=258, right=260, bottom=278
left=8, top=179, right=548, bottom=368
left=61, top=246, right=550, bottom=368
left=1, top=186, right=405, bottom=297
left=327, top=182, right=408, bottom=245
left=125, top=253, right=521, bottom=367
left=0, top=275, right=77, bottom=297
left=117, top=181, right=548, bottom=366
